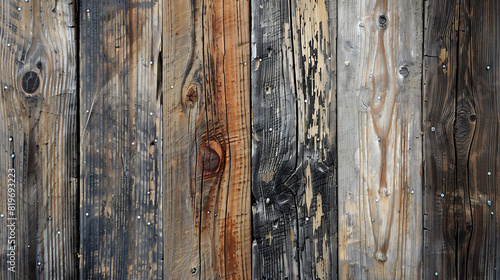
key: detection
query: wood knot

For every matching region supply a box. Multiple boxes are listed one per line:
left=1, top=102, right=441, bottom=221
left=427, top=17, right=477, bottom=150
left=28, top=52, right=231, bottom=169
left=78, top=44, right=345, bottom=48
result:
left=375, top=251, right=388, bottom=262
left=379, top=187, right=391, bottom=196
left=186, top=86, right=198, bottom=105
left=200, top=140, right=223, bottom=174
left=399, top=66, right=409, bottom=77
left=21, top=71, right=40, bottom=94
left=378, top=15, right=388, bottom=28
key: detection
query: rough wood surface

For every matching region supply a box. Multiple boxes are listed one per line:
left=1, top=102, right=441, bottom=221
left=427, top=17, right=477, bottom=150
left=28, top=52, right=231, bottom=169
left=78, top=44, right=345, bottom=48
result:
left=163, top=0, right=251, bottom=278
left=423, top=0, right=500, bottom=278
left=337, top=0, right=423, bottom=278
left=0, top=0, right=78, bottom=279
left=251, top=0, right=337, bottom=279
left=79, top=0, right=163, bottom=278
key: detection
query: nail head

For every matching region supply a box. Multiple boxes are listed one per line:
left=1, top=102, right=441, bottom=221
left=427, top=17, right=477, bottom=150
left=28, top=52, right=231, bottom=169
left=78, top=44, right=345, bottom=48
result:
left=440, top=193, right=445, bottom=198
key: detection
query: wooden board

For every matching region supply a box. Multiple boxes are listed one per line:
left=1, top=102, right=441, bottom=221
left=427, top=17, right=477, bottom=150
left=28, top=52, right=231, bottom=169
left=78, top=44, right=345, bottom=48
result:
left=79, top=0, right=163, bottom=278
left=337, top=0, right=423, bottom=278
left=0, top=0, right=78, bottom=279
left=0, top=1, right=78, bottom=279
left=162, top=0, right=251, bottom=278
left=423, top=0, right=500, bottom=278
left=251, top=0, right=337, bottom=279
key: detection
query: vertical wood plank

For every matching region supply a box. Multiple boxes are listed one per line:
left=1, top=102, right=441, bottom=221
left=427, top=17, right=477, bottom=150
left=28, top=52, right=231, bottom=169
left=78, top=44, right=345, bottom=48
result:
left=79, top=0, right=163, bottom=278
left=422, top=0, right=459, bottom=278
left=163, top=0, right=251, bottom=278
left=0, top=0, right=78, bottom=279
left=337, top=0, right=423, bottom=278
left=424, top=0, right=500, bottom=278
left=251, top=0, right=337, bottom=279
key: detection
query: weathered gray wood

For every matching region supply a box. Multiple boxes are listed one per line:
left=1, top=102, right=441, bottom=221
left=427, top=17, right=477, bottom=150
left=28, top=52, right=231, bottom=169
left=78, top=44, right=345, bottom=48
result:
left=79, top=0, right=163, bottom=278
left=163, top=0, right=251, bottom=278
left=337, top=0, right=423, bottom=278
left=251, top=0, right=337, bottom=279
left=0, top=0, right=78, bottom=279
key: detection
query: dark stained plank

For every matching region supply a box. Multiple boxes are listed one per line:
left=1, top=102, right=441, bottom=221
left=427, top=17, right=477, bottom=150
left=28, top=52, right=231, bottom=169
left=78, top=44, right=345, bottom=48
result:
left=422, top=0, right=459, bottom=278
left=163, top=0, right=251, bottom=278
left=424, top=0, right=500, bottom=278
left=79, top=0, right=163, bottom=278
left=337, top=0, right=423, bottom=278
left=251, top=0, right=337, bottom=278
left=0, top=0, right=78, bottom=279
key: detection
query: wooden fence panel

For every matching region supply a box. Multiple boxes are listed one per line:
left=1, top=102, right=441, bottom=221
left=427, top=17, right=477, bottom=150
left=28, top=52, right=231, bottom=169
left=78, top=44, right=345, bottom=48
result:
left=0, top=0, right=78, bottom=279
left=424, top=0, right=500, bottom=278
left=79, top=0, right=163, bottom=278
left=337, top=0, right=423, bottom=278
left=251, top=0, right=337, bottom=279
left=162, top=0, right=251, bottom=278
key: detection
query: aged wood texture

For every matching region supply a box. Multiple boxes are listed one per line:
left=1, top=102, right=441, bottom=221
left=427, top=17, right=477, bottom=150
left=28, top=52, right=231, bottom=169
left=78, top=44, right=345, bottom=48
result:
left=163, top=0, right=251, bottom=278
left=423, top=0, right=500, bottom=278
left=79, top=0, right=163, bottom=278
left=0, top=0, right=78, bottom=279
left=337, top=0, right=423, bottom=278
left=251, top=0, right=337, bottom=279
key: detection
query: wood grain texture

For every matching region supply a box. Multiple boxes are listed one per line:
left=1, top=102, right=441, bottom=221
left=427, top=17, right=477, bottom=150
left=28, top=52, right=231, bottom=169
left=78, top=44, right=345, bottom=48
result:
left=79, top=0, right=163, bottom=278
left=251, top=0, right=337, bottom=279
left=423, top=0, right=500, bottom=278
left=163, top=0, right=251, bottom=278
left=337, top=0, right=423, bottom=278
left=0, top=0, right=78, bottom=279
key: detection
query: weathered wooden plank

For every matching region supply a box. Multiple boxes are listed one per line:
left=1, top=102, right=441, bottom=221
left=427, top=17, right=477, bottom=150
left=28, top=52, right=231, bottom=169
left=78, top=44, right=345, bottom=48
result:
left=79, top=0, right=163, bottom=278
left=337, top=0, right=423, bottom=278
left=422, top=0, right=459, bottom=278
left=251, top=0, right=337, bottom=278
left=0, top=0, right=78, bottom=279
left=163, top=0, right=251, bottom=278
left=424, top=0, right=500, bottom=278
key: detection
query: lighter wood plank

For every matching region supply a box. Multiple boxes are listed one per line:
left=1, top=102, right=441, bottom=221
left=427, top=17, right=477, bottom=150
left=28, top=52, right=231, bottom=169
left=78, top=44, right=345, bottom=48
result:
left=163, top=0, right=251, bottom=278
left=337, top=0, right=423, bottom=278
left=0, top=0, right=78, bottom=278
